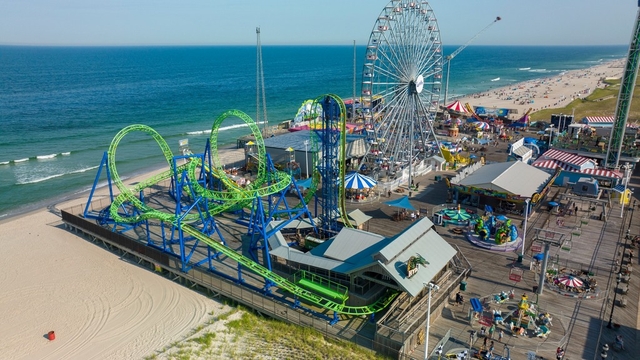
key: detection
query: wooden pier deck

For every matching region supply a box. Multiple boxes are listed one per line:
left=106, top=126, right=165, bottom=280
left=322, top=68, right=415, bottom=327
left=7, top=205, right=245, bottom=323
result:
left=346, top=166, right=640, bottom=360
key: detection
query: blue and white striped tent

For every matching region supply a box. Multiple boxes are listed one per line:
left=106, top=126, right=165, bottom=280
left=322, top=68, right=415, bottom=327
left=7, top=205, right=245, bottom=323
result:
left=344, top=172, right=377, bottom=189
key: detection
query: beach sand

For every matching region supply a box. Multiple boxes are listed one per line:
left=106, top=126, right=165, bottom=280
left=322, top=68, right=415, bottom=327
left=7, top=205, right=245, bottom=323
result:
left=0, top=59, right=627, bottom=359
left=454, top=59, right=625, bottom=117
left=0, top=170, right=234, bottom=360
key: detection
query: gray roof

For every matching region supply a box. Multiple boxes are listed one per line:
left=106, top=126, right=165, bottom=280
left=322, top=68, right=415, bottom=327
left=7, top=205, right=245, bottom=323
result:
left=322, top=228, right=386, bottom=263
left=376, top=217, right=457, bottom=296
left=453, top=161, right=551, bottom=196
left=337, top=209, right=372, bottom=226
left=427, top=155, right=446, bottom=163
left=263, top=130, right=320, bottom=152
left=268, top=217, right=457, bottom=297
left=263, top=129, right=366, bottom=158
left=512, top=145, right=532, bottom=158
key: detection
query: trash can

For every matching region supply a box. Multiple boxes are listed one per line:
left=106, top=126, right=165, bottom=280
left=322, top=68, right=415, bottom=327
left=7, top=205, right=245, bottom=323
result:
left=460, top=281, right=467, bottom=291
left=532, top=285, right=539, bottom=293
left=517, top=254, right=523, bottom=263
left=435, top=175, right=441, bottom=182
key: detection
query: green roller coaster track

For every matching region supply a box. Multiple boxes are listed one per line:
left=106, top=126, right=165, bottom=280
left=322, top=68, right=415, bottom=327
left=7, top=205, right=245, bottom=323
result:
left=104, top=108, right=397, bottom=315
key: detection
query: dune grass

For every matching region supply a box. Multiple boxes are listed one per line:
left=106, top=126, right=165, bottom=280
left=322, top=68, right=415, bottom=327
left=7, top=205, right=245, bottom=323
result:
left=147, top=305, right=392, bottom=360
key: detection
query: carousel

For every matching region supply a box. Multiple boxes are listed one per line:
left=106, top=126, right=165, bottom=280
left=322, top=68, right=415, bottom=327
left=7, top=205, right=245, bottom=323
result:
left=343, top=172, right=377, bottom=202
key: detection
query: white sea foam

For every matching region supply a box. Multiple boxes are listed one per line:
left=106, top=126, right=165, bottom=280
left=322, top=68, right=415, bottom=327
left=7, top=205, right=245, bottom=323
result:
left=0, top=161, right=9, bottom=165
left=186, top=130, right=212, bottom=135
left=37, top=153, right=58, bottom=160
left=518, top=67, right=531, bottom=70
left=61, top=152, right=71, bottom=156
left=186, top=122, right=261, bottom=136
left=13, top=158, right=29, bottom=163
left=16, top=165, right=100, bottom=185
left=529, top=69, right=547, bottom=73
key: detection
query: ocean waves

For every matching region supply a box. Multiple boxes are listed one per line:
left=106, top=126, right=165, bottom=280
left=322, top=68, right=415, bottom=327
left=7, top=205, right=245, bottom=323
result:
left=15, top=165, right=99, bottom=185
left=1, top=151, right=72, bottom=165
left=185, top=121, right=268, bottom=136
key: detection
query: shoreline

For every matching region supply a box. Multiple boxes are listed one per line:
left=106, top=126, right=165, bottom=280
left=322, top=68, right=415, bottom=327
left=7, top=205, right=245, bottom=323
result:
left=453, top=58, right=625, bottom=117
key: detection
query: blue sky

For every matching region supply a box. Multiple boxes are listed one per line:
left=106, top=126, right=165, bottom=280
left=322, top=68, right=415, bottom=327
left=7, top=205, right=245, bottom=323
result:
left=0, top=0, right=636, bottom=46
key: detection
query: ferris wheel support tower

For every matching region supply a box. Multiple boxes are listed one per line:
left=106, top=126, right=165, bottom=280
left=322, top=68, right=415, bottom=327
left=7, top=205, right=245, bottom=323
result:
left=605, top=2, right=640, bottom=168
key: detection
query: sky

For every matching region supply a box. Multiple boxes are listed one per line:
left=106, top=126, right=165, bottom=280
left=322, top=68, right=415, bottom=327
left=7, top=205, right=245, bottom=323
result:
left=0, top=0, right=637, bottom=46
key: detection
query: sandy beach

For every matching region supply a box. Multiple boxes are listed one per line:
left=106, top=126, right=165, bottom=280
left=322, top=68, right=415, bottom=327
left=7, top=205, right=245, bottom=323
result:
left=0, top=170, right=235, bottom=360
left=0, top=58, right=628, bottom=359
left=455, top=59, right=625, bottom=118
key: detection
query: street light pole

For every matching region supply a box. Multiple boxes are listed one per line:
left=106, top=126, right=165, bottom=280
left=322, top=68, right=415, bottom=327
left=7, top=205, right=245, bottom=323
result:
left=519, top=198, right=530, bottom=261
left=423, top=283, right=439, bottom=360
left=606, top=273, right=622, bottom=328
left=304, top=140, right=309, bottom=179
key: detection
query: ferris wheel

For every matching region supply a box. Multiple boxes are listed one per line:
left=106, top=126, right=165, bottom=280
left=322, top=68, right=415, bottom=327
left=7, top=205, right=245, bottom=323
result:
left=361, top=1, right=444, bottom=178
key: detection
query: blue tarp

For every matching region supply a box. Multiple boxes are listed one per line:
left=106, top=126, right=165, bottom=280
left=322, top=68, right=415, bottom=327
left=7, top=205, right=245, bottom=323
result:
left=383, top=195, right=416, bottom=211
left=470, top=298, right=483, bottom=313
left=296, top=177, right=313, bottom=189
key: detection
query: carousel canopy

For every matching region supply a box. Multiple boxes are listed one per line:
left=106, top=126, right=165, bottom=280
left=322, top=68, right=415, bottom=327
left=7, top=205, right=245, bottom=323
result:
left=344, top=172, right=377, bottom=189
left=446, top=100, right=467, bottom=113
left=557, top=275, right=583, bottom=288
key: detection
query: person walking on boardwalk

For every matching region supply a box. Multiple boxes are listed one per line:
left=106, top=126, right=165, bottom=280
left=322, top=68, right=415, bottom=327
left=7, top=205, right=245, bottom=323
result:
left=488, top=324, right=495, bottom=339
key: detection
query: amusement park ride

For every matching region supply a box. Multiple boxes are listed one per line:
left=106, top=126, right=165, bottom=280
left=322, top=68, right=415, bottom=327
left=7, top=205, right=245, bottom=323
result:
left=358, top=4, right=500, bottom=187
left=605, top=1, right=640, bottom=169
left=75, top=0, right=499, bottom=329
left=81, top=89, right=388, bottom=323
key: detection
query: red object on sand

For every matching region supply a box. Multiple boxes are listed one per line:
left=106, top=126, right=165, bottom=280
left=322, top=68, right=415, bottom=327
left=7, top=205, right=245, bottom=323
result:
left=48, top=331, right=55, bottom=341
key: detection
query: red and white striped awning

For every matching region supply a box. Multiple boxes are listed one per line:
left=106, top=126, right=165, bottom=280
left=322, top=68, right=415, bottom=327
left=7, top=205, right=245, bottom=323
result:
left=540, top=149, right=595, bottom=168
left=446, top=100, right=467, bottom=113
left=532, top=160, right=623, bottom=179
left=532, top=159, right=572, bottom=171
left=582, top=116, right=614, bottom=124
left=582, top=116, right=638, bottom=128
left=582, top=168, right=622, bottom=179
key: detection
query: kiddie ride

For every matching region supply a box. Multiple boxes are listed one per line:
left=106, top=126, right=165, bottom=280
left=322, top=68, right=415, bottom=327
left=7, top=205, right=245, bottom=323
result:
left=466, top=214, right=521, bottom=252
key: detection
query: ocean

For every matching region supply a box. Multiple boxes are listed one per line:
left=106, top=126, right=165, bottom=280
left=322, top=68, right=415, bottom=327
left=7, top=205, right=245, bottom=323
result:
left=0, top=45, right=628, bottom=218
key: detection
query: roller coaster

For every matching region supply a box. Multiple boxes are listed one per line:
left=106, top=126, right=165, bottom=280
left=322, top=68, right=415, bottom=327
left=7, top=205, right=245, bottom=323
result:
left=83, top=94, right=398, bottom=323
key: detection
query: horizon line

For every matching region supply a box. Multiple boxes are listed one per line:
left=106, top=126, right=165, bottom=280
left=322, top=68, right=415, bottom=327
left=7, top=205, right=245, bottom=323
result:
left=0, top=43, right=628, bottom=48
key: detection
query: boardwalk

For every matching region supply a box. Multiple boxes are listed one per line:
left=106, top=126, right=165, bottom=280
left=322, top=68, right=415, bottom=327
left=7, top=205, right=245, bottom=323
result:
left=345, top=164, right=640, bottom=360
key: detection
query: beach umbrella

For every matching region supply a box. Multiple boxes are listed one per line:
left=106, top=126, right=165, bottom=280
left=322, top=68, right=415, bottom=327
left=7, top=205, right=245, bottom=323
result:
left=343, top=172, right=377, bottom=189
left=557, top=275, right=583, bottom=288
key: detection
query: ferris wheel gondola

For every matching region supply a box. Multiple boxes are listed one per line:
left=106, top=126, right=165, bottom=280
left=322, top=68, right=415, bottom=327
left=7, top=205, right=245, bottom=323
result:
left=360, top=0, right=444, bottom=184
